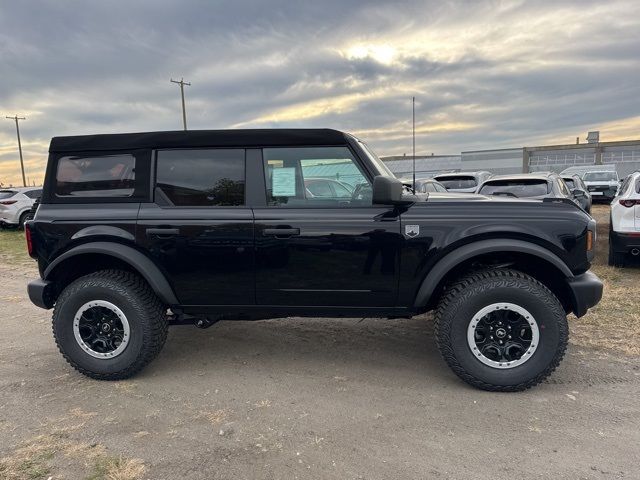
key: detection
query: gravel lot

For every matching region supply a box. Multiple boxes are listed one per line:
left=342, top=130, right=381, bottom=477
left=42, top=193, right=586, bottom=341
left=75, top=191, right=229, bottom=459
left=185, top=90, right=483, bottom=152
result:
left=1, top=206, right=639, bottom=479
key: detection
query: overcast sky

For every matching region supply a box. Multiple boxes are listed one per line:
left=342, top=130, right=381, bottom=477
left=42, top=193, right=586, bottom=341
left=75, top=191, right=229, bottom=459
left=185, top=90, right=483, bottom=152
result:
left=1, top=0, right=639, bottom=185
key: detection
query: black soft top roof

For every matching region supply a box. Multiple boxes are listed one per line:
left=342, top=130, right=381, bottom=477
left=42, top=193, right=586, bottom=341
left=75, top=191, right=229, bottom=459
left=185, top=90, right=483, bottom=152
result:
left=49, top=128, right=350, bottom=153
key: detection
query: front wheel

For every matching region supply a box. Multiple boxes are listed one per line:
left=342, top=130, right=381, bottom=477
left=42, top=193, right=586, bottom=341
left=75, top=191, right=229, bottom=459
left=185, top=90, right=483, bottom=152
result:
left=435, top=269, right=568, bottom=391
left=52, top=270, right=168, bottom=380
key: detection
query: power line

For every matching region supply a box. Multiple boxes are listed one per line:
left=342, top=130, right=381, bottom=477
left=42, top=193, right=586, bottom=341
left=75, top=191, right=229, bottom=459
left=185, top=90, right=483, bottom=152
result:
left=170, top=77, right=191, bottom=130
left=5, top=115, right=27, bottom=187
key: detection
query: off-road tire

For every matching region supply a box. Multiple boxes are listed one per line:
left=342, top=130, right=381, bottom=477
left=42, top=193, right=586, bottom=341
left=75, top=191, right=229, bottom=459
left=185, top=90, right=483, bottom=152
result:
left=434, top=269, right=568, bottom=392
left=52, top=270, right=168, bottom=380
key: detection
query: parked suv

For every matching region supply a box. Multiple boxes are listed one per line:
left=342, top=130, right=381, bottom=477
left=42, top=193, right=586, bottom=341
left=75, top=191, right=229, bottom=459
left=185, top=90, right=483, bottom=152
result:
left=609, top=171, right=640, bottom=267
left=582, top=169, right=619, bottom=202
left=0, top=187, right=42, bottom=228
left=433, top=171, right=492, bottom=193
left=26, top=129, right=603, bottom=391
left=476, top=172, right=590, bottom=212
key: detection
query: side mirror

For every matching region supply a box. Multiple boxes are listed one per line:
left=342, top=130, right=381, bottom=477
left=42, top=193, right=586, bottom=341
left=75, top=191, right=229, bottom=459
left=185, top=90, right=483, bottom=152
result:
left=372, top=176, right=413, bottom=205
left=573, top=188, right=587, bottom=199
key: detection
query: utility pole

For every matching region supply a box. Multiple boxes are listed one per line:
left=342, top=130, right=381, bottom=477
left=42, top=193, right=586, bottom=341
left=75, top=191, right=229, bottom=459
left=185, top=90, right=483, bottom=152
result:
left=170, top=77, right=191, bottom=130
left=5, top=115, right=27, bottom=187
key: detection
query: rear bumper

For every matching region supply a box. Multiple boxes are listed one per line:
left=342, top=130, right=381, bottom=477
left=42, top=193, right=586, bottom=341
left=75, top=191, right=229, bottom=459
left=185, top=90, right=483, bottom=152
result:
left=610, top=230, right=640, bottom=254
left=566, top=271, right=603, bottom=318
left=27, top=278, right=55, bottom=309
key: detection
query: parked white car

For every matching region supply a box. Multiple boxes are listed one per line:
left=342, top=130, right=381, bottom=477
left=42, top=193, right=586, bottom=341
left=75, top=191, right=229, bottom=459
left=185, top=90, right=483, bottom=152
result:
left=609, top=171, right=640, bottom=267
left=0, top=187, right=42, bottom=228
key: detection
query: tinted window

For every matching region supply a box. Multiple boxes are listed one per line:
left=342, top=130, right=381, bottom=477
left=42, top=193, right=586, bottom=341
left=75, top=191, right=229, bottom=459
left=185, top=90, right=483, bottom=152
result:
left=56, top=155, right=135, bottom=197
left=563, top=178, right=575, bottom=189
left=583, top=171, right=617, bottom=182
left=156, top=149, right=245, bottom=206
left=0, top=190, right=17, bottom=199
left=436, top=176, right=477, bottom=189
left=264, top=147, right=370, bottom=207
left=479, top=180, right=550, bottom=197
left=636, top=178, right=640, bottom=194
left=24, top=189, right=42, bottom=199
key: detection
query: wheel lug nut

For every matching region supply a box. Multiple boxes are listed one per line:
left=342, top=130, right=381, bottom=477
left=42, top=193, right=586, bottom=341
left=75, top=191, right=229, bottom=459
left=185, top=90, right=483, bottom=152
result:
left=508, top=335, right=511, bottom=339
left=490, top=336, right=494, bottom=340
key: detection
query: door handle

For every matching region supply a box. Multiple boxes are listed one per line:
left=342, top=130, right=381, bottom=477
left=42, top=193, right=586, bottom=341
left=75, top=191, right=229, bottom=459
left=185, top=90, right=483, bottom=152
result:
left=263, top=228, right=300, bottom=238
left=146, top=227, right=180, bottom=237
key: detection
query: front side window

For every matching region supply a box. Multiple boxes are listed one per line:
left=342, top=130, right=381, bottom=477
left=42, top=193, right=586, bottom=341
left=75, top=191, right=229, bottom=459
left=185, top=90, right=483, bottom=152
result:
left=263, top=147, right=370, bottom=207
left=56, top=154, right=135, bottom=197
left=156, top=149, right=245, bottom=206
left=563, top=178, right=575, bottom=189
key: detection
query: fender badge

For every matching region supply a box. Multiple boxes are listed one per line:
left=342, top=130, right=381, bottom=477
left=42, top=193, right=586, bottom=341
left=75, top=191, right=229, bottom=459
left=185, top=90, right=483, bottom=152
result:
left=405, top=225, right=419, bottom=238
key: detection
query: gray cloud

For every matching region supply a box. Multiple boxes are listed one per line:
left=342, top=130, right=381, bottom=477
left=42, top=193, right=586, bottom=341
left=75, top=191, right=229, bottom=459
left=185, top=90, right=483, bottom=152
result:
left=1, top=0, right=639, bottom=184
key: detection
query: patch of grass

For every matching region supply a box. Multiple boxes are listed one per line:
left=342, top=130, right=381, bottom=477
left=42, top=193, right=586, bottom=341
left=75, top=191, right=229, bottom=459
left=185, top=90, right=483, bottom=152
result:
left=0, top=228, right=32, bottom=266
left=86, top=456, right=147, bottom=480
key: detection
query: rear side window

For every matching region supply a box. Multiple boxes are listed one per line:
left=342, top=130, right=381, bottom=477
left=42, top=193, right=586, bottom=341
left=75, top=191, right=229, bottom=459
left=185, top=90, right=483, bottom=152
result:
left=0, top=190, right=17, bottom=199
left=479, top=180, right=550, bottom=197
left=436, top=176, right=477, bottom=189
left=156, top=149, right=245, bottom=206
left=56, top=154, right=136, bottom=197
left=24, top=189, right=43, bottom=199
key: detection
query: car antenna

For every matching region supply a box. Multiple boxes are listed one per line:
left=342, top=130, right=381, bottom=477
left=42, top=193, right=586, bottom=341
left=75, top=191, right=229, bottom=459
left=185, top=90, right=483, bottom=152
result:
left=412, top=96, right=416, bottom=192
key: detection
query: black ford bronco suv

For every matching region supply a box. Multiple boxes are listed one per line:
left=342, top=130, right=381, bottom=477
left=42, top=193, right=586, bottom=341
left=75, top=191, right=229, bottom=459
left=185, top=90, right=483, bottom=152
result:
left=26, top=129, right=603, bottom=391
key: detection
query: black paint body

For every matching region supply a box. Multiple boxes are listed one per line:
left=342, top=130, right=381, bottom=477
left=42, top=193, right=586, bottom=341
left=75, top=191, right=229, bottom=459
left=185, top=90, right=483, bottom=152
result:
left=27, top=129, right=602, bottom=319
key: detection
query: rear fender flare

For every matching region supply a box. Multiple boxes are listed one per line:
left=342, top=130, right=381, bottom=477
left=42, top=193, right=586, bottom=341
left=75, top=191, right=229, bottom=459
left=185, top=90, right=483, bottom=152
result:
left=44, top=241, right=179, bottom=305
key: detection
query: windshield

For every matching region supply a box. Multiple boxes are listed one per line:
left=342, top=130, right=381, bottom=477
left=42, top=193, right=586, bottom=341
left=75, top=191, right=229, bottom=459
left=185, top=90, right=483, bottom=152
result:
left=479, top=180, right=550, bottom=197
left=583, top=171, right=617, bottom=182
left=0, top=190, right=17, bottom=200
left=356, top=139, right=395, bottom=178
left=436, top=176, right=477, bottom=189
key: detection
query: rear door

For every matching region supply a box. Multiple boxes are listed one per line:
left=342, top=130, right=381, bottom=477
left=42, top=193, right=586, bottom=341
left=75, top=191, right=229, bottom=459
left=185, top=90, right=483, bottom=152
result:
left=137, top=148, right=254, bottom=306
left=253, top=146, right=401, bottom=307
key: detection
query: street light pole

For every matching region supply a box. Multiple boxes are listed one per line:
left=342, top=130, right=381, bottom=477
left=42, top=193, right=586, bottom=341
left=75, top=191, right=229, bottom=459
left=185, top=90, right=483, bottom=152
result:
left=170, top=78, right=191, bottom=130
left=5, top=115, right=27, bottom=187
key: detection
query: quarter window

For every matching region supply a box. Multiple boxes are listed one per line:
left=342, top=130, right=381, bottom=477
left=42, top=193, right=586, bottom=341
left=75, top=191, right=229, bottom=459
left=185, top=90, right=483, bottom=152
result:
left=156, top=149, right=245, bottom=206
left=56, top=154, right=136, bottom=197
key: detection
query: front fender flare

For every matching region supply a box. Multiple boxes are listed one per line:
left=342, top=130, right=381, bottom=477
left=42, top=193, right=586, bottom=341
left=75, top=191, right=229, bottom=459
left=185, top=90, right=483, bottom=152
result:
left=413, top=239, right=573, bottom=308
left=44, top=241, right=179, bottom=305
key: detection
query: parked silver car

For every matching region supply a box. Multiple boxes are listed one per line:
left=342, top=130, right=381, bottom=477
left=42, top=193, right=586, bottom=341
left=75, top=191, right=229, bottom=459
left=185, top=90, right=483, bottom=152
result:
left=0, top=187, right=42, bottom=228
left=433, top=171, right=492, bottom=193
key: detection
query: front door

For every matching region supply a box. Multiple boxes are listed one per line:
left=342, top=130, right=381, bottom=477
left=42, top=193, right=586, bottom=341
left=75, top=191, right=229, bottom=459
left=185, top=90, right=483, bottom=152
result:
left=253, top=146, right=401, bottom=307
left=137, top=148, right=254, bottom=306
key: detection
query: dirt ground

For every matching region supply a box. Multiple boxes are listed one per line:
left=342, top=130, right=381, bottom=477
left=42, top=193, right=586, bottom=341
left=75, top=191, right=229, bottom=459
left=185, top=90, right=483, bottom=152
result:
left=1, top=206, right=639, bottom=479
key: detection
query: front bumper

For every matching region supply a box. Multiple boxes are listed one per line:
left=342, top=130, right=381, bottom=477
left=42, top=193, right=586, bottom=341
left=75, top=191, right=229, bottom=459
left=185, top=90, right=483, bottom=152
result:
left=566, top=271, right=603, bottom=318
left=27, top=279, right=56, bottom=309
left=610, top=230, right=640, bottom=254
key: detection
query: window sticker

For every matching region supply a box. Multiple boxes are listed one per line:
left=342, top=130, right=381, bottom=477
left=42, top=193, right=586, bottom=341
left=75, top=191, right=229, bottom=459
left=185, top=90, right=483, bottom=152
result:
left=272, top=167, right=296, bottom=196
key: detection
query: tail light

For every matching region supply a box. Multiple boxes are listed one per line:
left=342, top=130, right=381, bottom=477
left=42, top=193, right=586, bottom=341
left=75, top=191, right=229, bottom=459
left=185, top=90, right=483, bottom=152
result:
left=25, top=224, right=35, bottom=258
left=619, top=199, right=640, bottom=208
left=0, top=200, right=17, bottom=205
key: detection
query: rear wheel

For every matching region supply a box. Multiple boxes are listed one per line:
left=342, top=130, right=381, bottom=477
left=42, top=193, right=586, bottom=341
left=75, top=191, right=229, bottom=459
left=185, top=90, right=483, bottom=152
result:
left=18, top=211, right=33, bottom=229
left=435, top=269, right=568, bottom=391
left=52, top=270, right=168, bottom=380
